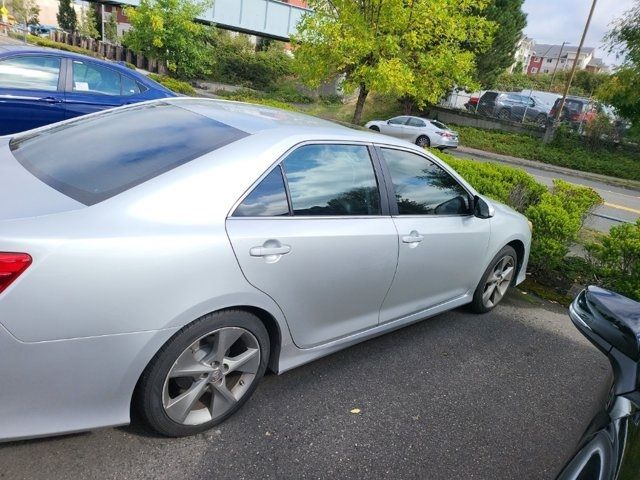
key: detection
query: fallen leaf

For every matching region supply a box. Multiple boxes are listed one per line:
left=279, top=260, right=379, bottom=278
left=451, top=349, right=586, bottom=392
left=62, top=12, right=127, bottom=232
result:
left=350, top=408, right=361, bottom=414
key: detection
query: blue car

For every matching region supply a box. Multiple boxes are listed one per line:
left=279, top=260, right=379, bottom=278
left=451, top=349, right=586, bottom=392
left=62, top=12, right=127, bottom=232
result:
left=0, top=45, right=177, bottom=135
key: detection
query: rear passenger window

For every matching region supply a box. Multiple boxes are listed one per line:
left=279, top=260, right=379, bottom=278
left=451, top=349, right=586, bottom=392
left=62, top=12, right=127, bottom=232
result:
left=282, top=144, right=380, bottom=216
left=72, top=61, right=121, bottom=96
left=234, top=167, right=290, bottom=217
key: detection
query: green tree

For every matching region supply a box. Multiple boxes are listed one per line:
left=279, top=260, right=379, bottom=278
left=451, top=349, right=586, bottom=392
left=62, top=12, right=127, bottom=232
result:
left=78, top=4, right=100, bottom=39
left=293, top=0, right=495, bottom=124
left=57, top=0, right=77, bottom=32
left=598, top=0, right=640, bottom=123
left=122, top=0, right=212, bottom=78
left=474, top=0, right=527, bottom=87
left=105, top=12, right=118, bottom=43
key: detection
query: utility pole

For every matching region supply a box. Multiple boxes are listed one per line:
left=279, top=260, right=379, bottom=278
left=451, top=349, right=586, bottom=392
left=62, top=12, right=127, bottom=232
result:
left=549, top=41, right=568, bottom=91
left=543, top=0, right=598, bottom=144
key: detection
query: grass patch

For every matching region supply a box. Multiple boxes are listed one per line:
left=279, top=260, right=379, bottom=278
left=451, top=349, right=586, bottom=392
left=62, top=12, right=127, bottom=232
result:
left=147, top=74, right=195, bottom=95
left=455, top=125, right=640, bottom=182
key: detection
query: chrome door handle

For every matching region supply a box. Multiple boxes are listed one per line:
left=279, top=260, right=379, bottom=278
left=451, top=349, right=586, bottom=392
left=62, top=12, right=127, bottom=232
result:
left=402, top=231, right=424, bottom=244
left=249, top=244, right=291, bottom=257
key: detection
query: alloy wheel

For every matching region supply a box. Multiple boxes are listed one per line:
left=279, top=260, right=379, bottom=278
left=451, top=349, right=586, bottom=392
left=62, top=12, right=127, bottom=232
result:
left=162, top=327, right=260, bottom=425
left=482, top=255, right=515, bottom=308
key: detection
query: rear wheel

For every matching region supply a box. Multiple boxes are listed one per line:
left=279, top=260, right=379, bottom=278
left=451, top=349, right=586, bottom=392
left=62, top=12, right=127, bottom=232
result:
left=536, top=113, right=547, bottom=126
left=416, top=135, right=430, bottom=148
left=369, top=125, right=380, bottom=132
left=470, top=245, right=517, bottom=313
left=136, top=310, right=269, bottom=437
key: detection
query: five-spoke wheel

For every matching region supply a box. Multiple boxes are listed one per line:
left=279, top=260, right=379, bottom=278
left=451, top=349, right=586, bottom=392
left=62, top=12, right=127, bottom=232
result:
left=470, top=245, right=518, bottom=313
left=136, top=310, right=269, bottom=437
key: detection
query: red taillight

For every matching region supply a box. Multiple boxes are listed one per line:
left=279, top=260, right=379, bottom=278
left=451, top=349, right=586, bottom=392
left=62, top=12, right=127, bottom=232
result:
left=0, top=253, right=32, bottom=294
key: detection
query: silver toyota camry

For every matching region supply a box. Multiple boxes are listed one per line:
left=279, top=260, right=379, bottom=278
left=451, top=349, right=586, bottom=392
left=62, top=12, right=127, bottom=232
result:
left=365, top=116, right=459, bottom=149
left=0, top=98, right=531, bottom=441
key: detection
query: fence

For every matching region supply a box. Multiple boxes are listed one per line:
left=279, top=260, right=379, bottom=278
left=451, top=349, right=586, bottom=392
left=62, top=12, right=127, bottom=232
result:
left=50, top=31, right=167, bottom=74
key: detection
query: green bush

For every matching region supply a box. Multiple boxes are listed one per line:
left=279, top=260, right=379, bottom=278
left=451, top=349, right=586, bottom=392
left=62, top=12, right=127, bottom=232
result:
left=588, top=220, right=640, bottom=301
left=455, top=125, right=640, bottom=182
left=147, top=74, right=195, bottom=95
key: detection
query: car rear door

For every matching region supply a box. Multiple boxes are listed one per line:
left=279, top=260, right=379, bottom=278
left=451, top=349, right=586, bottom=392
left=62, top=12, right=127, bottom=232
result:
left=226, top=142, right=398, bottom=349
left=0, top=54, right=66, bottom=135
left=63, top=58, right=125, bottom=118
left=404, top=117, right=428, bottom=142
left=376, top=146, right=491, bottom=323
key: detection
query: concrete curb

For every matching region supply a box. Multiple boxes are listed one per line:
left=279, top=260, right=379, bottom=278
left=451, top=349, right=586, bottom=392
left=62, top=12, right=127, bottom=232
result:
left=456, top=146, right=640, bottom=192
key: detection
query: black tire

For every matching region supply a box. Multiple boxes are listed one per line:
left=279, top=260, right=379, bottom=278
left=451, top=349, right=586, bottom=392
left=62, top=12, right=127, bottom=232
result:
left=536, top=113, right=547, bottom=126
left=416, top=135, right=430, bottom=148
left=135, top=310, right=270, bottom=437
left=469, top=245, right=518, bottom=314
left=369, top=125, right=380, bottom=132
left=498, top=109, right=510, bottom=121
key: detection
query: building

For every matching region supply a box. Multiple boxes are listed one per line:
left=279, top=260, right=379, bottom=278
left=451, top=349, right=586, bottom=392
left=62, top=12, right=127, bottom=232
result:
left=31, top=0, right=309, bottom=41
left=526, top=43, right=596, bottom=75
left=586, top=57, right=609, bottom=74
left=509, top=35, right=534, bottom=74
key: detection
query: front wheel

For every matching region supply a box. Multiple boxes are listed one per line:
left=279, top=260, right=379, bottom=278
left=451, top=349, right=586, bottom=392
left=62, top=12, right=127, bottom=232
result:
left=470, top=246, right=517, bottom=313
left=369, top=125, right=380, bottom=132
left=498, top=109, right=510, bottom=121
left=135, top=310, right=269, bottom=437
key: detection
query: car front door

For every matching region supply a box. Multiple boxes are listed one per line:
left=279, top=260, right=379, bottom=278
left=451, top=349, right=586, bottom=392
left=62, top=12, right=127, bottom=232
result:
left=0, top=54, right=66, bottom=135
left=377, top=147, right=491, bottom=323
left=404, top=117, right=428, bottom=142
left=226, top=143, right=398, bottom=348
left=63, top=59, right=124, bottom=118
left=379, top=116, right=410, bottom=139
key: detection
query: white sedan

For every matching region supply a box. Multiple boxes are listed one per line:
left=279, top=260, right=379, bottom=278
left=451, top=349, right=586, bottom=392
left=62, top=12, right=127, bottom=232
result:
left=365, top=116, right=459, bottom=149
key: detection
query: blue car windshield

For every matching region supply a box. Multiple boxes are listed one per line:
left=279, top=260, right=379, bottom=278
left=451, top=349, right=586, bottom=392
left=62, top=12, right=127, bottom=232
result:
left=10, top=102, right=249, bottom=205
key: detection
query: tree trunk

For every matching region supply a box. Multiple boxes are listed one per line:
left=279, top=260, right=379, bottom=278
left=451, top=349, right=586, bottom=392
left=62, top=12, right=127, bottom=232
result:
left=352, top=83, right=369, bottom=125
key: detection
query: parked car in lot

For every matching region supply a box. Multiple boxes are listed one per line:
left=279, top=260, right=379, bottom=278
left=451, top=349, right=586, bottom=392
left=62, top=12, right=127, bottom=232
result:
left=0, top=45, right=176, bottom=135
left=475, top=90, right=500, bottom=117
left=0, top=98, right=531, bottom=441
left=493, top=93, right=550, bottom=125
left=549, top=95, right=601, bottom=128
left=365, top=115, right=459, bottom=149
left=558, top=286, right=640, bottom=480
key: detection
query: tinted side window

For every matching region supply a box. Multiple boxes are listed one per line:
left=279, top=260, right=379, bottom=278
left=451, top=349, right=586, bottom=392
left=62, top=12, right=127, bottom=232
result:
left=234, top=167, right=289, bottom=217
left=381, top=148, right=470, bottom=216
left=0, top=55, right=60, bottom=91
left=72, top=61, right=121, bottom=95
left=407, top=118, right=426, bottom=127
left=121, top=75, right=142, bottom=96
left=282, top=144, right=380, bottom=216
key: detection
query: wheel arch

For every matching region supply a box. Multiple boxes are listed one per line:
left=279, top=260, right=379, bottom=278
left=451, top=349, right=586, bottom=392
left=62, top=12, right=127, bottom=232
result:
left=506, top=239, right=525, bottom=285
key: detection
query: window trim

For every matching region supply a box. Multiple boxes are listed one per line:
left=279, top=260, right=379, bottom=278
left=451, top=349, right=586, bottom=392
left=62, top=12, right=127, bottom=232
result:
left=228, top=140, right=391, bottom=220
left=0, top=53, right=66, bottom=92
left=373, top=145, right=475, bottom=218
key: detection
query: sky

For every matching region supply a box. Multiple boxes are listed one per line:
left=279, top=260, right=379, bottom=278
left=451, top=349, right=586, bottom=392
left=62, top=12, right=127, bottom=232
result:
left=522, top=0, right=635, bottom=66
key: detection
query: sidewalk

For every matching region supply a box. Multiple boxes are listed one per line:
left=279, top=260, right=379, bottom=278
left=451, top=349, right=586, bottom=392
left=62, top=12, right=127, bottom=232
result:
left=456, top=145, right=640, bottom=192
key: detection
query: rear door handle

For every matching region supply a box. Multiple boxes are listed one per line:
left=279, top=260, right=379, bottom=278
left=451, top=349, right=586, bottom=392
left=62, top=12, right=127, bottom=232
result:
left=402, top=231, right=424, bottom=244
left=249, top=244, right=291, bottom=257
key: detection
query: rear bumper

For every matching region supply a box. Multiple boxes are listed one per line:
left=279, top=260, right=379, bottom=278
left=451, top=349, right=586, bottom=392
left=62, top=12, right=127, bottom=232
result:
left=0, top=324, right=177, bottom=442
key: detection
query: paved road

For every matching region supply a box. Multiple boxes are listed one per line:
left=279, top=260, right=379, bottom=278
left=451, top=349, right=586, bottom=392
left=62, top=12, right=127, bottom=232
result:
left=452, top=150, right=640, bottom=233
left=0, top=292, right=611, bottom=480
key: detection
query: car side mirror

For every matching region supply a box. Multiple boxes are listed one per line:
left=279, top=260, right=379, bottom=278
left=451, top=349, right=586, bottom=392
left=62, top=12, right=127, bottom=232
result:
left=473, top=195, right=494, bottom=219
left=386, top=120, right=391, bottom=124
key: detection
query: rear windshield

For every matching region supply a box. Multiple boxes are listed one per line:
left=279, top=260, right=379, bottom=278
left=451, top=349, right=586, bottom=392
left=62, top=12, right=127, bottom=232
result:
left=10, top=102, right=248, bottom=205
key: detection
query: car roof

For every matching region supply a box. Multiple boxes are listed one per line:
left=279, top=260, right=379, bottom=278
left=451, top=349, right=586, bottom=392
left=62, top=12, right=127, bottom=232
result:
left=0, top=45, right=145, bottom=77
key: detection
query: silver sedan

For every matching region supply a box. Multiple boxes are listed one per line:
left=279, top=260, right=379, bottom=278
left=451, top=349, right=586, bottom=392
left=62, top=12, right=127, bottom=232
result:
left=0, top=98, right=530, bottom=441
left=365, top=116, right=459, bottom=149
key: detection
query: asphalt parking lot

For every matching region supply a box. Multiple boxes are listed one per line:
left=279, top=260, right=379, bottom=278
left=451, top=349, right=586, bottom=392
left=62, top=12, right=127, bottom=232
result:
left=0, top=291, right=610, bottom=480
